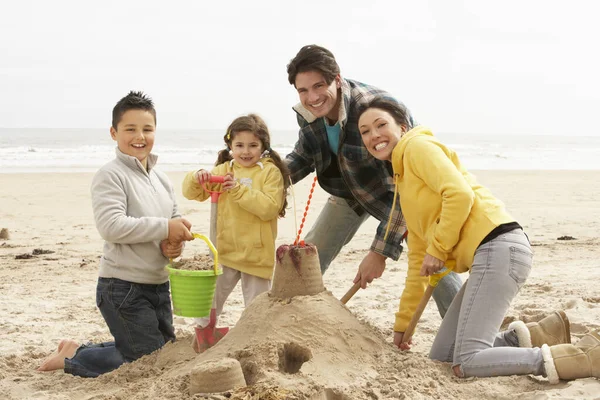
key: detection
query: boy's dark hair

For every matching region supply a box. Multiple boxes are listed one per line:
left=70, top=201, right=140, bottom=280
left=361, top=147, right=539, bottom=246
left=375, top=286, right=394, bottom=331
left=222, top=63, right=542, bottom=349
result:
left=216, top=114, right=291, bottom=218
left=111, top=91, right=157, bottom=129
left=357, top=97, right=410, bottom=129
left=287, top=45, right=340, bottom=87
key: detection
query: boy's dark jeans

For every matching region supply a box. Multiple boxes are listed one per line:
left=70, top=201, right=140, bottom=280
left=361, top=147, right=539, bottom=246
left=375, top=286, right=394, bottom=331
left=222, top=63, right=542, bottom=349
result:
left=64, top=278, right=176, bottom=378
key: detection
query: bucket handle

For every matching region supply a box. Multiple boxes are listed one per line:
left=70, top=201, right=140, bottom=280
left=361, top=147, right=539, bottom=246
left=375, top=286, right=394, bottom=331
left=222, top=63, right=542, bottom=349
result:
left=169, top=233, right=219, bottom=275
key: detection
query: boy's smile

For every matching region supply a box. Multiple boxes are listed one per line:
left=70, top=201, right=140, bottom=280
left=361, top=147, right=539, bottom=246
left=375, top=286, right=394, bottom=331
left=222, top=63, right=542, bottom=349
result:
left=110, top=110, right=156, bottom=169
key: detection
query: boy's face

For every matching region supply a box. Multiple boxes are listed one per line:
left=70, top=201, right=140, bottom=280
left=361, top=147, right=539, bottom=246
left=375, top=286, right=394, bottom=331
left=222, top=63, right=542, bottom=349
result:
left=110, top=109, right=156, bottom=168
left=295, top=70, right=341, bottom=123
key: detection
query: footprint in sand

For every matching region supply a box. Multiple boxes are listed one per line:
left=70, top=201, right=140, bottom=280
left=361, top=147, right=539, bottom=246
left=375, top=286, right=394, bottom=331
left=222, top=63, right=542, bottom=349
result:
left=583, top=296, right=600, bottom=303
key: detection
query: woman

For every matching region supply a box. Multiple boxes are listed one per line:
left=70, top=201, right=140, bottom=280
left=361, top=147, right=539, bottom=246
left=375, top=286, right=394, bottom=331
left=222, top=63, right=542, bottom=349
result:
left=356, top=97, right=599, bottom=382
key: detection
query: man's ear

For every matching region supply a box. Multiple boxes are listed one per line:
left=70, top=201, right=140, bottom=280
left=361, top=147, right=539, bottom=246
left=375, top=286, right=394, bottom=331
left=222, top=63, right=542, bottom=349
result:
left=110, top=127, right=117, bottom=140
left=335, top=74, right=342, bottom=89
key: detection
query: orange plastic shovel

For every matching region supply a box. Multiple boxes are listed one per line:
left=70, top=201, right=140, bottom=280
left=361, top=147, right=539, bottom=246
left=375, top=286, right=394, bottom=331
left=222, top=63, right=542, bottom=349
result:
left=401, top=267, right=452, bottom=345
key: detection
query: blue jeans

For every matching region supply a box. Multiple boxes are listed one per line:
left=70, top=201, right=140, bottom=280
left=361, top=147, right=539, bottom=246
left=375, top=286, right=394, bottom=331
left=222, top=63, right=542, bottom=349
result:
left=429, top=229, right=547, bottom=378
left=304, top=195, right=462, bottom=318
left=64, top=278, right=175, bottom=378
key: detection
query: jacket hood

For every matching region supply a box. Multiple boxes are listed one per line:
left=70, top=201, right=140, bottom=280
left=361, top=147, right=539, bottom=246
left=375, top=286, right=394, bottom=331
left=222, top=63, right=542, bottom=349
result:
left=383, top=126, right=434, bottom=241
left=392, top=125, right=435, bottom=178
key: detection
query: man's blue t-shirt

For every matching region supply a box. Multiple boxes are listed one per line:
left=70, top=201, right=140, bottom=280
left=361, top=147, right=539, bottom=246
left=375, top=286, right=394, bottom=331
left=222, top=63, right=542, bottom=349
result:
left=325, top=120, right=341, bottom=155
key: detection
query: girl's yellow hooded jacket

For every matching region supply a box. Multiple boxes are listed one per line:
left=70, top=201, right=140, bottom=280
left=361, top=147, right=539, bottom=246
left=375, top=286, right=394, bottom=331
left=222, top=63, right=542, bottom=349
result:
left=182, top=158, right=284, bottom=280
left=390, top=126, right=514, bottom=332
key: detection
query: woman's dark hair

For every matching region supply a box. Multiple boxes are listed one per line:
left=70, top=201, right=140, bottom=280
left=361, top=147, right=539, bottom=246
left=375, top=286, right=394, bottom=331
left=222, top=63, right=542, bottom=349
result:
left=216, top=114, right=290, bottom=217
left=357, top=97, right=410, bottom=129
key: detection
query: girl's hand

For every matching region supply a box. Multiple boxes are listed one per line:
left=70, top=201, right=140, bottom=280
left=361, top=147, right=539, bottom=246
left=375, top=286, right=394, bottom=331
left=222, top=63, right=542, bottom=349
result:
left=222, top=172, right=237, bottom=191
left=393, top=331, right=412, bottom=351
left=195, top=169, right=211, bottom=185
left=420, top=253, right=445, bottom=277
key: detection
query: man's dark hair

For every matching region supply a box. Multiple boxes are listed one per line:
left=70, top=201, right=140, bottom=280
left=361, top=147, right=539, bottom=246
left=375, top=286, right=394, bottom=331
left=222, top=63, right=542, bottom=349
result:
left=287, top=45, right=340, bottom=86
left=111, top=91, right=156, bottom=129
left=357, top=97, right=410, bottom=129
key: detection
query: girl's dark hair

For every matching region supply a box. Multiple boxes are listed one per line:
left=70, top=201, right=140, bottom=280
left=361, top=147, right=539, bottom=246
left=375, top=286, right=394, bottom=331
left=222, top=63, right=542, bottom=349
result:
left=357, top=97, right=410, bottom=129
left=216, top=114, right=290, bottom=217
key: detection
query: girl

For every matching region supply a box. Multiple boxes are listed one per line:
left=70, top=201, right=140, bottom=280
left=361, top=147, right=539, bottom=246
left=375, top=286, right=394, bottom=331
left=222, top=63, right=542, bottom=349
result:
left=356, top=97, right=599, bottom=383
left=182, top=114, right=290, bottom=352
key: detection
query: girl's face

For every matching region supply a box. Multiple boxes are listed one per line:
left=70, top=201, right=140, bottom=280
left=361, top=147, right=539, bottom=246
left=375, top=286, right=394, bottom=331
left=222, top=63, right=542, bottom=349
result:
left=230, top=130, right=264, bottom=167
left=358, top=108, right=404, bottom=161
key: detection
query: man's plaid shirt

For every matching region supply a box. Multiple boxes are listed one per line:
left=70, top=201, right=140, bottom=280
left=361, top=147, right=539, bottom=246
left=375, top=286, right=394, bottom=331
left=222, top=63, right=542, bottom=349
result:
left=286, top=78, right=413, bottom=260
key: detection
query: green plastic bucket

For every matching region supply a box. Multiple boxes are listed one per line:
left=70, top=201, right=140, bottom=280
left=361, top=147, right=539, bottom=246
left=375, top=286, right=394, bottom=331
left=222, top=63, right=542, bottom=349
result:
left=167, top=233, right=222, bottom=318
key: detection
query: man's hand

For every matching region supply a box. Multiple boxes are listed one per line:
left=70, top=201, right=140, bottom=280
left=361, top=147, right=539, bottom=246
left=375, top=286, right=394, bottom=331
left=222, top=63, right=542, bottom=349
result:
left=160, top=240, right=184, bottom=258
left=222, top=172, right=237, bottom=191
left=167, top=218, right=193, bottom=243
left=420, top=253, right=445, bottom=277
left=353, top=251, right=387, bottom=289
left=393, top=331, right=412, bottom=351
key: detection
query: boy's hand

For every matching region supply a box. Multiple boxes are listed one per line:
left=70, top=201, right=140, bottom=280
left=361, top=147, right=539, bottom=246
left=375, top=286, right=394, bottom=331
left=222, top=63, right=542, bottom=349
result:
left=168, top=218, right=193, bottom=243
left=222, top=172, right=237, bottom=191
left=160, top=239, right=184, bottom=258
left=194, top=169, right=211, bottom=185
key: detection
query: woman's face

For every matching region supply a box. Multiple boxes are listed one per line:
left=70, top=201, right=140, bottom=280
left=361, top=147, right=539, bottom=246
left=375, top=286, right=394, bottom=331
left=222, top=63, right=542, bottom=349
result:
left=358, top=108, right=404, bottom=161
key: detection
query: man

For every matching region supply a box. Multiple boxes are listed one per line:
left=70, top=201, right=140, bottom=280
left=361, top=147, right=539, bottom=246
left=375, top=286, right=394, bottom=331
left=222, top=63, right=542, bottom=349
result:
left=285, top=44, right=462, bottom=317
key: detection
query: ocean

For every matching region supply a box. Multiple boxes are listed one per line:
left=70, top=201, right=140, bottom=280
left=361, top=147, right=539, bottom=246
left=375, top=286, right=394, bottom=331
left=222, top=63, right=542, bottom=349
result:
left=1, top=128, right=599, bottom=173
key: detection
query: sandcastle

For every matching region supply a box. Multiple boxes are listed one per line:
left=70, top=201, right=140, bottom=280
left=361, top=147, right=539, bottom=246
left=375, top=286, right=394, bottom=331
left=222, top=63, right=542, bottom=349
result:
left=187, top=243, right=395, bottom=398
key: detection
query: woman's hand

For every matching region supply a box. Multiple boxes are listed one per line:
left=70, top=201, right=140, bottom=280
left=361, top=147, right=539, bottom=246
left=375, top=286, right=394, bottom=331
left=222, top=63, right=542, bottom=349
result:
left=393, top=332, right=412, bottom=351
left=420, top=253, right=445, bottom=277
left=194, top=169, right=211, bottom=185
left=222, top=172, right=237, bottom=191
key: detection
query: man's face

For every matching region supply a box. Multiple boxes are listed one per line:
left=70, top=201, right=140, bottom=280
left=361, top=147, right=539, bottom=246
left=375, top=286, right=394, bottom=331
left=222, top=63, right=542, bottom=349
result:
left=295, top=70, right=341, bottom=122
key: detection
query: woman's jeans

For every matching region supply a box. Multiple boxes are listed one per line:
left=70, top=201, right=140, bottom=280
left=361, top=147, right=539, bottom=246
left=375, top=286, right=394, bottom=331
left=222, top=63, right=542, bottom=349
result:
left=305, top=195, right=463, bottom=318
left=64, top=278, right=175, bottom=378
left=429, top=229, right=547, bottom=378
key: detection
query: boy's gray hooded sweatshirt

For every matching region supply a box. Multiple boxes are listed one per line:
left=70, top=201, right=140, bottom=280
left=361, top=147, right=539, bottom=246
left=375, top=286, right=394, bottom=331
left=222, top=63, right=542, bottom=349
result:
left=91, top=149, right=180, bottom=284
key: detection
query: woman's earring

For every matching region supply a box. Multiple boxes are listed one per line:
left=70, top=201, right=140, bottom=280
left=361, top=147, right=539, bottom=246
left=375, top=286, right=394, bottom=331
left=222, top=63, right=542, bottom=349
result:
left=228, top=149, right=233, bottom=156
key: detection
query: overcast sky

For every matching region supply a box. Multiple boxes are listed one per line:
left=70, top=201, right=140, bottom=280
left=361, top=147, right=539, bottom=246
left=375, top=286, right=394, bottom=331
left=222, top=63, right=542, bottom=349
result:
left=1, top=0, right=598, bottom=136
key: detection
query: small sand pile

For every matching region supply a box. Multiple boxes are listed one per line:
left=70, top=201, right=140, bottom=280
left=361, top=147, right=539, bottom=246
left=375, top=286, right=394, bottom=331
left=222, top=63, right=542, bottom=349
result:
left=170, top=254, right=214, bottom=271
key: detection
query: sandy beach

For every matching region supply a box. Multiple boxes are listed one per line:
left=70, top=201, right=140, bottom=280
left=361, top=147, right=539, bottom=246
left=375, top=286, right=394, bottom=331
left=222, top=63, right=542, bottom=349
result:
left=1, top=170, right=599, bottom=399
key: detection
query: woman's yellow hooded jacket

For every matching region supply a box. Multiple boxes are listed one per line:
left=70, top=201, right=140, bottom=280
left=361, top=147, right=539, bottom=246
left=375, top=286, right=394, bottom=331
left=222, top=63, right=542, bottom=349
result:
left=390, top=126, right=514, bottom=332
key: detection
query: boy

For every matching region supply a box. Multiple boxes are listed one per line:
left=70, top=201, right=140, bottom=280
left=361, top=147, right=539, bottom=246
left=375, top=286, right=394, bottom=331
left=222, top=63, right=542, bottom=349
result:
left=37, top=91, right=194, bottom=377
